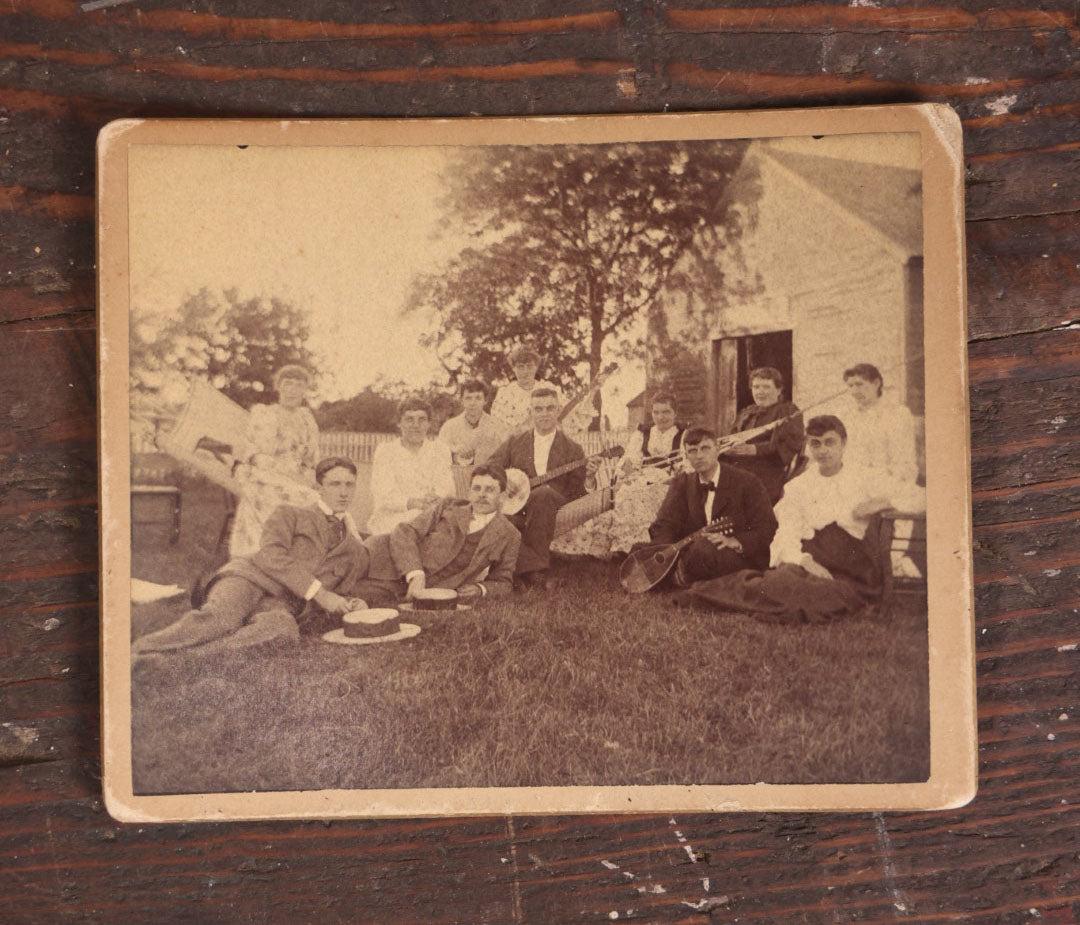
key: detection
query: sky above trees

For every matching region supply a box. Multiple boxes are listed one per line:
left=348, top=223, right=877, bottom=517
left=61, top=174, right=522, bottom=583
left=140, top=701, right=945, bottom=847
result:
left=129, top=143, right=460, bottom=401
left=127, top=133, right=914, bottom=422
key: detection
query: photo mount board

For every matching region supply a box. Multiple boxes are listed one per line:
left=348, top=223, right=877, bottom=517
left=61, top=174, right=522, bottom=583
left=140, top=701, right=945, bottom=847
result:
left=99, top=105, right=974, bottom=822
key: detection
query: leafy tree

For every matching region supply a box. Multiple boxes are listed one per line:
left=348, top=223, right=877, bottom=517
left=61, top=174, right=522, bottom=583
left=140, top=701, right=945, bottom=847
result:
left=406, top=139, right=754, bottom=397
left=315, top=384, right=404, bottom=434
left=315, top=379, right=460, bottom=435
left=130, top=288, right=319, bottom=410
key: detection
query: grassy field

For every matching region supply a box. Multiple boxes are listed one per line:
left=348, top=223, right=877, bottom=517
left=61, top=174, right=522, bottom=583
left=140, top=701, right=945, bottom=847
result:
left=129, top=477, right=930, bottom=795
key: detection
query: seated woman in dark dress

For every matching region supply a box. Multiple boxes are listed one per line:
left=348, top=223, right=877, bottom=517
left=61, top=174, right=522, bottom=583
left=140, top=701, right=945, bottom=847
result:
left=721, top=366, right=804, bottom=504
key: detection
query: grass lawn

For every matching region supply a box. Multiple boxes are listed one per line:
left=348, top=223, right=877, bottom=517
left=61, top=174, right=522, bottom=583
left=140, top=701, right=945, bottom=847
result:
left=129, top=477, right=930, bottom=795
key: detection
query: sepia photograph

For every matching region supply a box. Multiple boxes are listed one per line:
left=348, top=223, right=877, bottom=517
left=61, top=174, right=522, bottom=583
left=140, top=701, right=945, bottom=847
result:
left=98, top=109, right=974, bottom=819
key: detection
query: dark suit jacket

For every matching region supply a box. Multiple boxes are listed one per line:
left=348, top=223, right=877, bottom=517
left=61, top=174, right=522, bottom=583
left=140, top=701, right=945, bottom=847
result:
left=649, top=464, right=778, bottom=569
left=361, top=499, right=521, bottom=597
left=487, top=429, right=587, bottom=502
left=214, top=503, right=369, bottom=608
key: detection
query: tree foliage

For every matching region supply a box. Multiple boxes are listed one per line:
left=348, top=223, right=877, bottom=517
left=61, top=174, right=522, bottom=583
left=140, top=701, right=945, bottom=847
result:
left=406, top=139, right=753, bottom=394
left=130, top=288, right=319, bottom=410
left=314, top=379, right=460, bottom=434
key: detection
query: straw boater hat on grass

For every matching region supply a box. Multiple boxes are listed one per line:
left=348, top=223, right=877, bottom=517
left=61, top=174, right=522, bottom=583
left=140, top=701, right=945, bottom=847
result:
left=399, top=588, right=471, bottom=612
left=322, top=608, right=420, bottom=646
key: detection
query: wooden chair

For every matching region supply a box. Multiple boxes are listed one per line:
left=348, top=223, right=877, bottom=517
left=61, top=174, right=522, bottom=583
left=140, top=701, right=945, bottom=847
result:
left=876, top=510, right=928, bottom=614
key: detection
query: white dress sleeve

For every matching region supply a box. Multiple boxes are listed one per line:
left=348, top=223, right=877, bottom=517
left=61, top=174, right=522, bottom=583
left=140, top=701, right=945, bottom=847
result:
left=887, top=405, right=919, bottom=485
left=770, top=478, right=809, bottom=567
left=489, top=385, right=520, bottom=434
left=429, top=440, right=456, bottom=499
left=368, top=441, right=409, bottom=528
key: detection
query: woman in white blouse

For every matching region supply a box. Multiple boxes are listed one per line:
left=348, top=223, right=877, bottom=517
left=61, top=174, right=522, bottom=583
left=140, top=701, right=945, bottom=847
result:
left=367, top=398, right=455, bottom=535
left=838, top=363, right=919, bottom=485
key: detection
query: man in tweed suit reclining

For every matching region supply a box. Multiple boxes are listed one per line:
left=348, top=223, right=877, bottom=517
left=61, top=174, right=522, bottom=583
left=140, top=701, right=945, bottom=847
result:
left=133, top=456, right=367, bottom=658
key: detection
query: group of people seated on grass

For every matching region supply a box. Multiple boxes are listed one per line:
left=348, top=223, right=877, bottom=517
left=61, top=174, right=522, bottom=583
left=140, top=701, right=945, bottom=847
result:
left=134, top=351, right=924, bottom=658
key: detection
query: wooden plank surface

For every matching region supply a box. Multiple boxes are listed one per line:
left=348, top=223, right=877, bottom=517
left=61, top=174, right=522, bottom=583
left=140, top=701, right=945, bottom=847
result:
left=1, top=1, right=1077, bottom=920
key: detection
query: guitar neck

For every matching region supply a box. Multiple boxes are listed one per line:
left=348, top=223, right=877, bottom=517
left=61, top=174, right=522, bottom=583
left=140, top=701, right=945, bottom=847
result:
left=531, top=455, right=588, bottom=488
left=675, top=518, right=734, bottom=551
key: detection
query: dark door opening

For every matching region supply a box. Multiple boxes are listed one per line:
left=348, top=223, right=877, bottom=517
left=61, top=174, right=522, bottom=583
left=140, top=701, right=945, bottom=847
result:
left=713, top=330, right=794, bottom=435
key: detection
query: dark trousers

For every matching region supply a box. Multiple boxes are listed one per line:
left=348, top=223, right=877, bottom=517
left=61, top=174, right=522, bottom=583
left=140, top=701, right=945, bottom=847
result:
left=678, top=536, right=750, bottom=584
left=509, top=485, right=565, bottom=575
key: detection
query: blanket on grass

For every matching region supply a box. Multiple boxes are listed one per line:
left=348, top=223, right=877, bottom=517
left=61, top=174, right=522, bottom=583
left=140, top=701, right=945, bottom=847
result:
left=675, top=518, right=884, bottom=625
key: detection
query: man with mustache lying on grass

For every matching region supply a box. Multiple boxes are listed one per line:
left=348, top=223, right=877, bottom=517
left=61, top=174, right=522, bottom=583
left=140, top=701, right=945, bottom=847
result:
left=134, top=462, right=522, bottom=656
left=341, top=463, right=521, bottom=613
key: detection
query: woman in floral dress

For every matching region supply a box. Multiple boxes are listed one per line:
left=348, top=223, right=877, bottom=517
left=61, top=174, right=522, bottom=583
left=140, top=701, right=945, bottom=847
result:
left=551, top=394, right=688, bottom=558
left=229, top=365, right=320, bottom=557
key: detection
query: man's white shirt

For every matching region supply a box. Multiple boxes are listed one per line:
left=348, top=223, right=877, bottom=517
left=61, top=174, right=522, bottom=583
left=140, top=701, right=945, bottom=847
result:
left=532, top=429, right=557, bottom=476
left=367, top=438, right=455, bottom=535
left=468, top=509, right=497, bottom=535
left=699, top=465, right=719, bottom=521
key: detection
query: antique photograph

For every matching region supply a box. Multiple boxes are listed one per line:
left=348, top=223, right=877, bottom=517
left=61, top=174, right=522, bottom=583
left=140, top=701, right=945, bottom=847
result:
left=98, top=110, right=974, bottom=819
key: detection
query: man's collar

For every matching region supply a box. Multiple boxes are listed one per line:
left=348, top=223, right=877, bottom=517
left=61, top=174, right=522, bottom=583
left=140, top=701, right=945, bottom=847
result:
left=534, top=427, right=558, bottom=439
left=697, top=465, right=720, bottom=486
left=317, top=498, right=347, bottom=520
left=468, top=508, right=497, bottom=531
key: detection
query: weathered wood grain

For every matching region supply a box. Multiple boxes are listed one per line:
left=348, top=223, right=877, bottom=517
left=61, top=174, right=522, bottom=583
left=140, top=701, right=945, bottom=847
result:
left=0, top=0, right=1077, bottom=920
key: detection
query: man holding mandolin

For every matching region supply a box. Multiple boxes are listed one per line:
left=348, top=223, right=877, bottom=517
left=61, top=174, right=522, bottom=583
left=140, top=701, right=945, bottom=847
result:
left=488, top=388, right=603, bottom=589
left=643, top=428, right=778, bottom=587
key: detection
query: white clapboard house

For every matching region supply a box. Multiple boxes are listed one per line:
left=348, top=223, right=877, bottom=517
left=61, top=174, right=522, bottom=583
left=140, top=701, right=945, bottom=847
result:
left=647, top=137, right=924, bottom=442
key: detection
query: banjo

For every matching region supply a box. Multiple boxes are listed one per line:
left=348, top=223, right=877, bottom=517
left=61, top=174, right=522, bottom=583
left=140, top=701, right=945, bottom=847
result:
left=502, top=444, right=624, bottom=516
left=619, top=516, right=736, bottom=594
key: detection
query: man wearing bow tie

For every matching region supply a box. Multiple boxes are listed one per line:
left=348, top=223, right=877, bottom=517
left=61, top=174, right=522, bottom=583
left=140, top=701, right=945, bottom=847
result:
left=647, top=428, right=778, bottom=585
left=134, top=457, right=369, bottom=657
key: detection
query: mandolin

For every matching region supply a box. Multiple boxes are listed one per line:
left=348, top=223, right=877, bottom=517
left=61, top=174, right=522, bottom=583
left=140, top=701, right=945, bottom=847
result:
left=502, top=444, right=624, bottom=515
left=618, top=516, right=735, bottom=594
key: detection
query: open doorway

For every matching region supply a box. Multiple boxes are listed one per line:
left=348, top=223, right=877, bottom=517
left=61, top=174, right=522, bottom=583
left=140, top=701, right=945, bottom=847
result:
left=712, top=330, right=793, bottom=435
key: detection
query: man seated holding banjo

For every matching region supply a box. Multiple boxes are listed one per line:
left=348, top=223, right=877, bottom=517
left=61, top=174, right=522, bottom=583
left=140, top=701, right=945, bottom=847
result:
left=487, top=388, right=602, bottom=589
left=645, top=427, right=778, bottom=586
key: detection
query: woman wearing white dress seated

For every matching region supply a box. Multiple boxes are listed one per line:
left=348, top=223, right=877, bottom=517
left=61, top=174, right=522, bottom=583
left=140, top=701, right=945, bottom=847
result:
left=837, top=362, right=923, bottom=577
left=367, top=397, right=455, bottom=536
left=229, top=365, right=320, bottom=557
left=838, top=363, right=919, bottom=485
